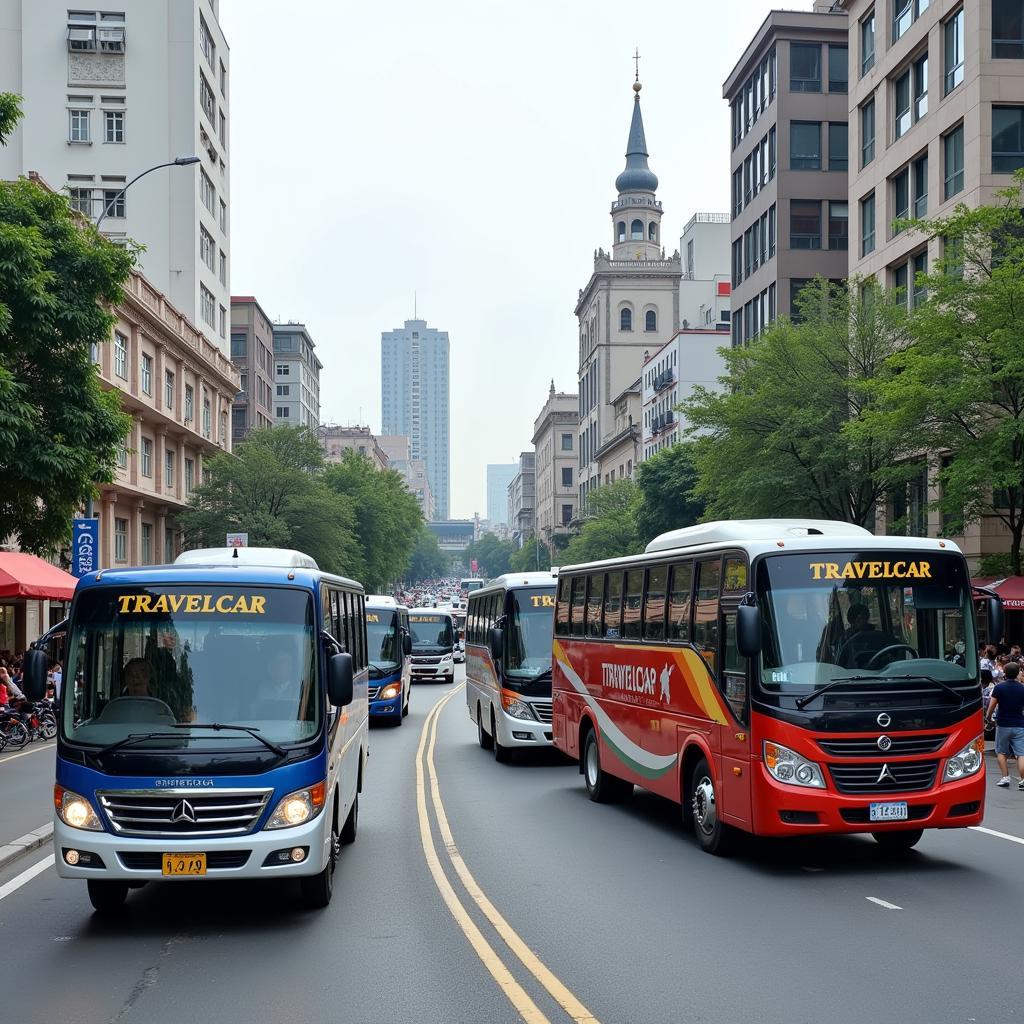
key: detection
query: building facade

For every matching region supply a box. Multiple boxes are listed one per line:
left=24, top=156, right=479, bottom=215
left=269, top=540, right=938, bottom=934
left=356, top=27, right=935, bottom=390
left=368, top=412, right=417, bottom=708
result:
left=531, top=382, right=579, bottom=544
left=679, top=212, right=733, bottom=330
left=229, top=295, right=274, bottom=443
left=319, top=425, right=390, bottom=470
left=486, top=464, right=518, bottom=527
left=381, top=318, right=450, bottom=519
left=724, top=3, right=849, bottom=345
left=378, top=434, right=434, bottom=520
left=272, top=323, right=321, bottom=430
left=595, top=379, right=642, bottom=487
left=0, top=0, right=232, bottom=352
left=576, top=78, right=681, bottom=509
left=507, top=451, right=536, bottom=547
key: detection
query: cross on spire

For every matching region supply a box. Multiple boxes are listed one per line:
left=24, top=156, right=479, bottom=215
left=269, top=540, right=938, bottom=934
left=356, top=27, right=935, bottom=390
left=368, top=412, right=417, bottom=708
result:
left=633, top=47, right=641, bottom=82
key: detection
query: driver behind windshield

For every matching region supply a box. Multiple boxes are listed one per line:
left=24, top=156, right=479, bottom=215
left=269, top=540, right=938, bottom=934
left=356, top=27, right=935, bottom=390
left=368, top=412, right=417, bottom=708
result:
left=838, top=603, right=894, bottom=668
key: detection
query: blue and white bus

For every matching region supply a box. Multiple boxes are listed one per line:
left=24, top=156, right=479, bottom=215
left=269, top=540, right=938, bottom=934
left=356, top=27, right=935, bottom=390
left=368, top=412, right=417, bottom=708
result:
left=366, top=596, right=412, bottom=724
left=22, top=547, right=369, bottom=912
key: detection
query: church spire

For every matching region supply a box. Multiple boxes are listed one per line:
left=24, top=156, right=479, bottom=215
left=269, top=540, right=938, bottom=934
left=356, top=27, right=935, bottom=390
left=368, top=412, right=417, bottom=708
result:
left=614, top=75, right=659, bottom=195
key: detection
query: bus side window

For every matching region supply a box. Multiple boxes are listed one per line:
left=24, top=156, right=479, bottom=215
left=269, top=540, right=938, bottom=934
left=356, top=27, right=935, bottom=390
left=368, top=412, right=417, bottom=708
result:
left=668, top=563, right=693, bottom=641
left=586, top=574, right=605, bottom=638
left=357, top=594, right=367, bottom=670
left=570, top=577, right=587, bottom=638
left=694, top=559, right=722, bottom=674
left=644, top=565, right=667, bottom=641
left=340, top=592, right=351, bottom=654
left=604, top=572, right=623, bottom=639
left=330, top=590, right=342, bottom=648
left=623, top=570, right=643, bottom=640
left=467, top=600, right=476, bottom=644
left=555, top=578, right=571, bottom=637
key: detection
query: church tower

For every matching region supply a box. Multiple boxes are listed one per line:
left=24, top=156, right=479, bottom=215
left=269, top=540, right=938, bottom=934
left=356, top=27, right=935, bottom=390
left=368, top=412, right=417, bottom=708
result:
left=611, top=78, right=663, bottom=261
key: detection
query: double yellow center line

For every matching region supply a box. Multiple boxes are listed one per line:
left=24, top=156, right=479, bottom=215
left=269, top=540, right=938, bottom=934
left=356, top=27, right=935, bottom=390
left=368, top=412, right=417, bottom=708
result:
left=415, top=686, right=600, bottom=1024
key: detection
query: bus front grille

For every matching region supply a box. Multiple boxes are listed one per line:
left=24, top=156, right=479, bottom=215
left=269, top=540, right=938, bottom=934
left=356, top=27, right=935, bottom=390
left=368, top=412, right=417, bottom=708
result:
left=828, top=760, right=938, bottom=794
left=98, top=789, right=272, bottom=837
left=531, top=701, right=553, bottom=724
left=818, top=735, right=946, bottom=757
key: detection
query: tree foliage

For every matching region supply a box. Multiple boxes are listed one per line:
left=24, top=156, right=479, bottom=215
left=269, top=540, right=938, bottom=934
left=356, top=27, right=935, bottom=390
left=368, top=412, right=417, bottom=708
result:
left=562, top=480, right=642, bottom=564
left=509, top=539, right=552, bottom=572
left=681, top=278, right=911, bottom=527
left=405, top=526, right=449, bottom=581
left=0, top=93, right=136, bottom=554
left=464, top=533, right=516, bottom=578
left=635, top=443, right=705, bottom=545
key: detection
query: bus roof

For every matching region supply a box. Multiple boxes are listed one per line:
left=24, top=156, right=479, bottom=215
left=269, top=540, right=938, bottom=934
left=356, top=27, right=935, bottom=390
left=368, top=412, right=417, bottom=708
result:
left=367, top=595, right=408, bottom=611
left=645, top=519, right=873, bottom=553
left=408, top=607, right=454, bottom=619
left=175, top=547, right=319, bottom=569
left=469, top=572, right=558, bottom=598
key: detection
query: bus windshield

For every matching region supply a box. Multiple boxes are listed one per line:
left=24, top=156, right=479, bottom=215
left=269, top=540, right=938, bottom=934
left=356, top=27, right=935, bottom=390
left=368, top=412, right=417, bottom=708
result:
left=64, top=586, right=319, bottom=749
left=756, top=552, right=976, bottom=693
left=505, top=588, right=555, bottom=683
left=366, top=610, right=400, bottom=677
left=410, top=614, right=453, bottom=652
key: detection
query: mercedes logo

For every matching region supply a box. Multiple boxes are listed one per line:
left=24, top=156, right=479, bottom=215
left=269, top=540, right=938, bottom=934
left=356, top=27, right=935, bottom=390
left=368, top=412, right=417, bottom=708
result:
left=877, top=735, right=892, bottom=751
left=170, top=799, right=197, bottom=824
left=877, top=712, right=891, bottom=728
left=876, top=763, right=896, bottom=785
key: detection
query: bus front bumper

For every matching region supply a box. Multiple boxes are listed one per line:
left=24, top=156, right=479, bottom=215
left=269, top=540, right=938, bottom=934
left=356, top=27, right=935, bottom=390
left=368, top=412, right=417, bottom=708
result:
left=369, top=693, right=402, bottom=718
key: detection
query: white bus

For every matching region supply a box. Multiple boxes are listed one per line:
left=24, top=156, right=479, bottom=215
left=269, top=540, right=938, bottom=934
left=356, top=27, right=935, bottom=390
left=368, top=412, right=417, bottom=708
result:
left=465, top=572, right=558, bottom=762
left=461, top=578, right=484, bottom=596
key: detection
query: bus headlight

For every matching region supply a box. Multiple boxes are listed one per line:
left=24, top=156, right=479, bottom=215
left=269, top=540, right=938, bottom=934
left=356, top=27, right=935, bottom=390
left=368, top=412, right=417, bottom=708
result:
left=943, top=736, right=985, bottom=782
left=500, top=691, right=533, bottom=720
left=379, top=683, right=401, bottom=700
left=55, top=786, right=102, bottom=831
left=763, top=742, right=825, bottom=788
left=265, top=781, right=326, bottom=829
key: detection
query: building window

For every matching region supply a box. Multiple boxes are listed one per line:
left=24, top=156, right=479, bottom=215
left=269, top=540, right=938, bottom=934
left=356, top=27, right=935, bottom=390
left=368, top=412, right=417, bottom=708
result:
left=630, top=219, right=643, bottom=241
left=116, top=441, right=127, bottom=469
left=561, top=467, right=573, bottom=487
left=944, top=8, right=965, bottom=94
left=893, top=262, right=910, bottom=306
left=200, top=169, right=215, bottom=213
left=561, top=504, right=573, bottom=525
left=913, top=53, right=929, bottom=121
left=861, top=98, right=875, bottom=166
left=790, top=121, right=821, bottom=169
left=114, top=518, right=127, bottom=562
left=113, top=331, right=127, bottom=379
left=101, top=189, right=125, bottom=218
left=140, top=352, right=152, bottom=394
left=165, top=369, right=175, bottom=409
left=199, top=13, right=216, bottom=68
left=218, top=109, right=226, bottom=146
left=185, top=384, right=194, bottom=423
left=790, top=43, right=821, bottom=92
left=790, top=200, right=822, bottom=249
left=200, top=72, right=216, bottom=123
left=620, top=307, right=632, bottom=331
left=200, top=285, right=216, bottom=327
left=219, top=199, right=227, bottom=233
left=165, top=529, right=176, bottom=564
left=993, top=106, right=1024, bottom=172
left=103, top=109, right=124, bottom=143
left=861, top=192, right=876, bottom=256
left=994, top=0, right=1024, bottom=58
left=828, top=201, right=849, bottom=250
left=277, top=364, right=290, bottom=376
left=894, top=69, right=912, bottom=140
left=893, top=0, right=914, bottom=42
left=943, top=123, right=964, bottom=198
left=861, top=9, right=876, bottom=75
left=828, top=45, right=848, bottom=92
left=165, top=450, right=174, bottom=487
left=912, top=250, right=928, bottom=306
left=141, top=523, right=152, bottom=564
left=185, top=458, right=195, bottom=493
left=616, top=220, right=626, bottom=242
left=828, top=122, right=848, bottom=170
left=561, top=433, right=573, bottom=451
left=892, top=168, right=910, bottom=236
left=219, top=250, right=227, bottom=285
left=913, top=153, right=928, bottom=216
left=141, top=437, right=152, bottom=476
left=69, top=108, right=90, bottom=143
left=277, top=406, right=290, bottom=418
left=202, top=393, right=212, bottom=438
left=200, top=225, right=215, bottom=270
left=645, top=309, right=657, bottom=332
left=276, top=384, right=289, bottom=396
left=230, top=332, right=246, bottom=358
left=68, top=186, right=93, bottom=215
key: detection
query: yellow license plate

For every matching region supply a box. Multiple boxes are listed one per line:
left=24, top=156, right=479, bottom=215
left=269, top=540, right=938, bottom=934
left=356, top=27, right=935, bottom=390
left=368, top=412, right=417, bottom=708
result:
left=161, top=853, right=207, bottom=876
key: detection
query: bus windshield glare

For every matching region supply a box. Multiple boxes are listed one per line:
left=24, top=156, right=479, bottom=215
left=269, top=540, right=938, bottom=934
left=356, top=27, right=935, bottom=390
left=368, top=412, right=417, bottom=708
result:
left=756, top=552, right=976, bottom=691
left=504, top=588, right=554, bottom=682
left=64, top=586, right=319, bottom=748
left=366, top=610, right=400, bottom=677
left=410, top=615, right=453, bottom=651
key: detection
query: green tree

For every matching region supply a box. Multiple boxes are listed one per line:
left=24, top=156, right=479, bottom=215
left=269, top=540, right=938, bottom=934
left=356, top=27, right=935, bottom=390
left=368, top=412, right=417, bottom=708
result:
left=322, top=451, right=423, bottom=590
left=179, top=426, right=361, bottom=575
left=464, top=533, right=516, bottom=577
left=405, top=526, right=449, bottom=581
left=870, top=174, right=1024, bottom=572
left=635, top=443, right=705, bottom=545
left=0, top=93, right=135, bottom=554
left=682, top=278, right=911, bottom=527
left=509, top=538, right=552, bottom=572
left=562, top=480, right=642, bottom=564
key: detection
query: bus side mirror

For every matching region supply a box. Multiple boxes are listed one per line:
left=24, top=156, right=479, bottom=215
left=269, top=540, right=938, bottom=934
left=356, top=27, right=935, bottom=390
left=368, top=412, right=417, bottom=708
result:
left=488, top=627, right=503, bottom=662
left=737, top=605, right=762, bottom=658
left=403, top=632, right=412, bottom=657
left=22, top=648, right=49, bottom=701
left=988, top=596, right=1005, bottom=647
left=328, top=652, right=354, bottom=708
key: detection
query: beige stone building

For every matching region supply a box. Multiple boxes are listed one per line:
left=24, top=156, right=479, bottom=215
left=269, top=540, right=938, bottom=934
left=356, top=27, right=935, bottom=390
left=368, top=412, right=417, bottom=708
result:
left=319, top=425, right=389, bottom=470
left=96, top=268, right=239, bottom=567
left=531, top=382, right=579, bottom=546
left=596, top=379, right=642, bottom=487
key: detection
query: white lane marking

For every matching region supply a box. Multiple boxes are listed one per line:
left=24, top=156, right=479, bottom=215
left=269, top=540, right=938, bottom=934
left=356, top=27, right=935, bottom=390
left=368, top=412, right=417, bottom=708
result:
left=0, top=741, right=55, bottom=765
left=865, top=896, right=902, bottom=911
left=0, top=854, right=54, bottom=902
left=970, top=825, right=1024, bottom=847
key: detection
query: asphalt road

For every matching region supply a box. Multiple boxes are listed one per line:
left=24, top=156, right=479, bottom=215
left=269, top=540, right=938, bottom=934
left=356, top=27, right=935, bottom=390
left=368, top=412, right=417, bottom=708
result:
left=2, top=667, right=1023, bottom=1024
left=0, top=738, right=55, bottom=845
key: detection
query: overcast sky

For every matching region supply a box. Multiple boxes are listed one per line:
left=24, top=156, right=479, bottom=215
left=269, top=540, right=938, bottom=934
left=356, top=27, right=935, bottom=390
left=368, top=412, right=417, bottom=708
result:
left=220, top=0, right=805, bottom=519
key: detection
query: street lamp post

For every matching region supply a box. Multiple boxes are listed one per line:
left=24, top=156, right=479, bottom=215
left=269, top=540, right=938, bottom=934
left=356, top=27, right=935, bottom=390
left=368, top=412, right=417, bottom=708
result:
left=95, top=155, right=201, bottom=231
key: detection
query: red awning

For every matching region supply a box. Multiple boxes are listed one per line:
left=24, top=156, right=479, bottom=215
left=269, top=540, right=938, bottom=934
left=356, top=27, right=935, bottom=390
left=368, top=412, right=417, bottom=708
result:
left=0, top=553, right=78, bottom=601
left=974, top=577, right=1024, bottom=610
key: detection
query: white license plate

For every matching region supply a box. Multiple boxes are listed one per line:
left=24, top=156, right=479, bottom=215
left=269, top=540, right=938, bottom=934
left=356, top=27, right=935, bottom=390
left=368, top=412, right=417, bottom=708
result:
left=869, top=801, right=909, bottom=822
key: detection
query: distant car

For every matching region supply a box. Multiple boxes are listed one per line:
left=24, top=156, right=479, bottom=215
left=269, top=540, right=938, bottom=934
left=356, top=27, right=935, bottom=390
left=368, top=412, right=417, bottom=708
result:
left=454, top=639, right=466, bottom=664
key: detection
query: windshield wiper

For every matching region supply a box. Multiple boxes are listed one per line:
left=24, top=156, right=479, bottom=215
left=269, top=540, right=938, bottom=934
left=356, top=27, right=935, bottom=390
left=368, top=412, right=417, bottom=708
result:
left=95, top=731, right=185, bottom=757
left=796, top=673, right=967, bottom=710
left=173, top=722, right=287, bottom=757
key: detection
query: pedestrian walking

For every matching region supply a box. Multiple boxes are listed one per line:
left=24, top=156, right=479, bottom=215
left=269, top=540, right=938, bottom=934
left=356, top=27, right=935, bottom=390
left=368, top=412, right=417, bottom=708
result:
left=985, top=661, right=1024, bottom=790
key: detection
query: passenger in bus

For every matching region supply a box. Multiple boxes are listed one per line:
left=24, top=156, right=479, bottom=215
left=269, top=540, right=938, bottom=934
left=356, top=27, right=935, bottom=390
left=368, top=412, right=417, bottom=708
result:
left=121, top=657, right=154, bottom=698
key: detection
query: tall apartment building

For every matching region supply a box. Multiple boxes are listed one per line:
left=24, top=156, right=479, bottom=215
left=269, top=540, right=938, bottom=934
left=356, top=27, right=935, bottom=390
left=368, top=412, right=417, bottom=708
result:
left=0, top=0, right=232, bottom=352
left=230, top=296, right=275, bottom=443
left=679, top=212, right=733, bottom=330
left=272, top=323, right=321, bottom=430
left=507, top=452, right=536, bottom=547
left=381, top=318, right=451, bottom=519
left=576, top=78, right=681, bottom=509
left=531, top=382, right=579, bottom=544
left=486, top=464, right=518, bottom=526
left=724, top=3, right=849, bottom=345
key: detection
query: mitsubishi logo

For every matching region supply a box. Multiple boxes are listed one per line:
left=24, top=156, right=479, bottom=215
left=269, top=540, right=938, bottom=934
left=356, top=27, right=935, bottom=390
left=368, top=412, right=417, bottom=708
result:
left=876, top=764, right=896, bottom=785
left=170, top=799, right=197, bottom=823
left=877, top=735, right=892, bottom=751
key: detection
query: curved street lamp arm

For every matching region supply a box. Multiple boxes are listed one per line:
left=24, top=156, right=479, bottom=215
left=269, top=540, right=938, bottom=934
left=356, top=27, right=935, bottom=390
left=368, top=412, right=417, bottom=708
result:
left=95, top=160, right=182, bottom=232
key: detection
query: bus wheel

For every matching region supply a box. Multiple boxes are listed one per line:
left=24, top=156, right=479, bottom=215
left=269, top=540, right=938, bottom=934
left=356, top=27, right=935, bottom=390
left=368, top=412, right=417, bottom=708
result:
left=492, top=710, right=513, bottom=764
left=583, top=729, right=632, bottom=803
left=477, top=705, right=493, bottom=750
left=87, top=880, right=129, bottom=913
left=340, top=793, right=358, bottom=845
left=690, top=757, right=738, bottom=856
left=301, top=820, right=339, bottom=909
left=872, top=829, right=922, bottom=851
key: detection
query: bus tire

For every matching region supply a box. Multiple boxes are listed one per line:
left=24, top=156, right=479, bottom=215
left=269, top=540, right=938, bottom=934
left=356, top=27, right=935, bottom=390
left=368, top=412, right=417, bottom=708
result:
left=340, top=793, right=358, bottom=845
left=583, top=729, right=632, bottom=803
left=872, top=829, right=922, bottom=851
left=690, top=757, right=739, bottom=856
left=300, top=817, right=338, bottom=909
left=87, top=880, right=129, bottom=913
left=492, top=710, right=513, bottom=764
left=477, top=704, right=493, bottom=750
